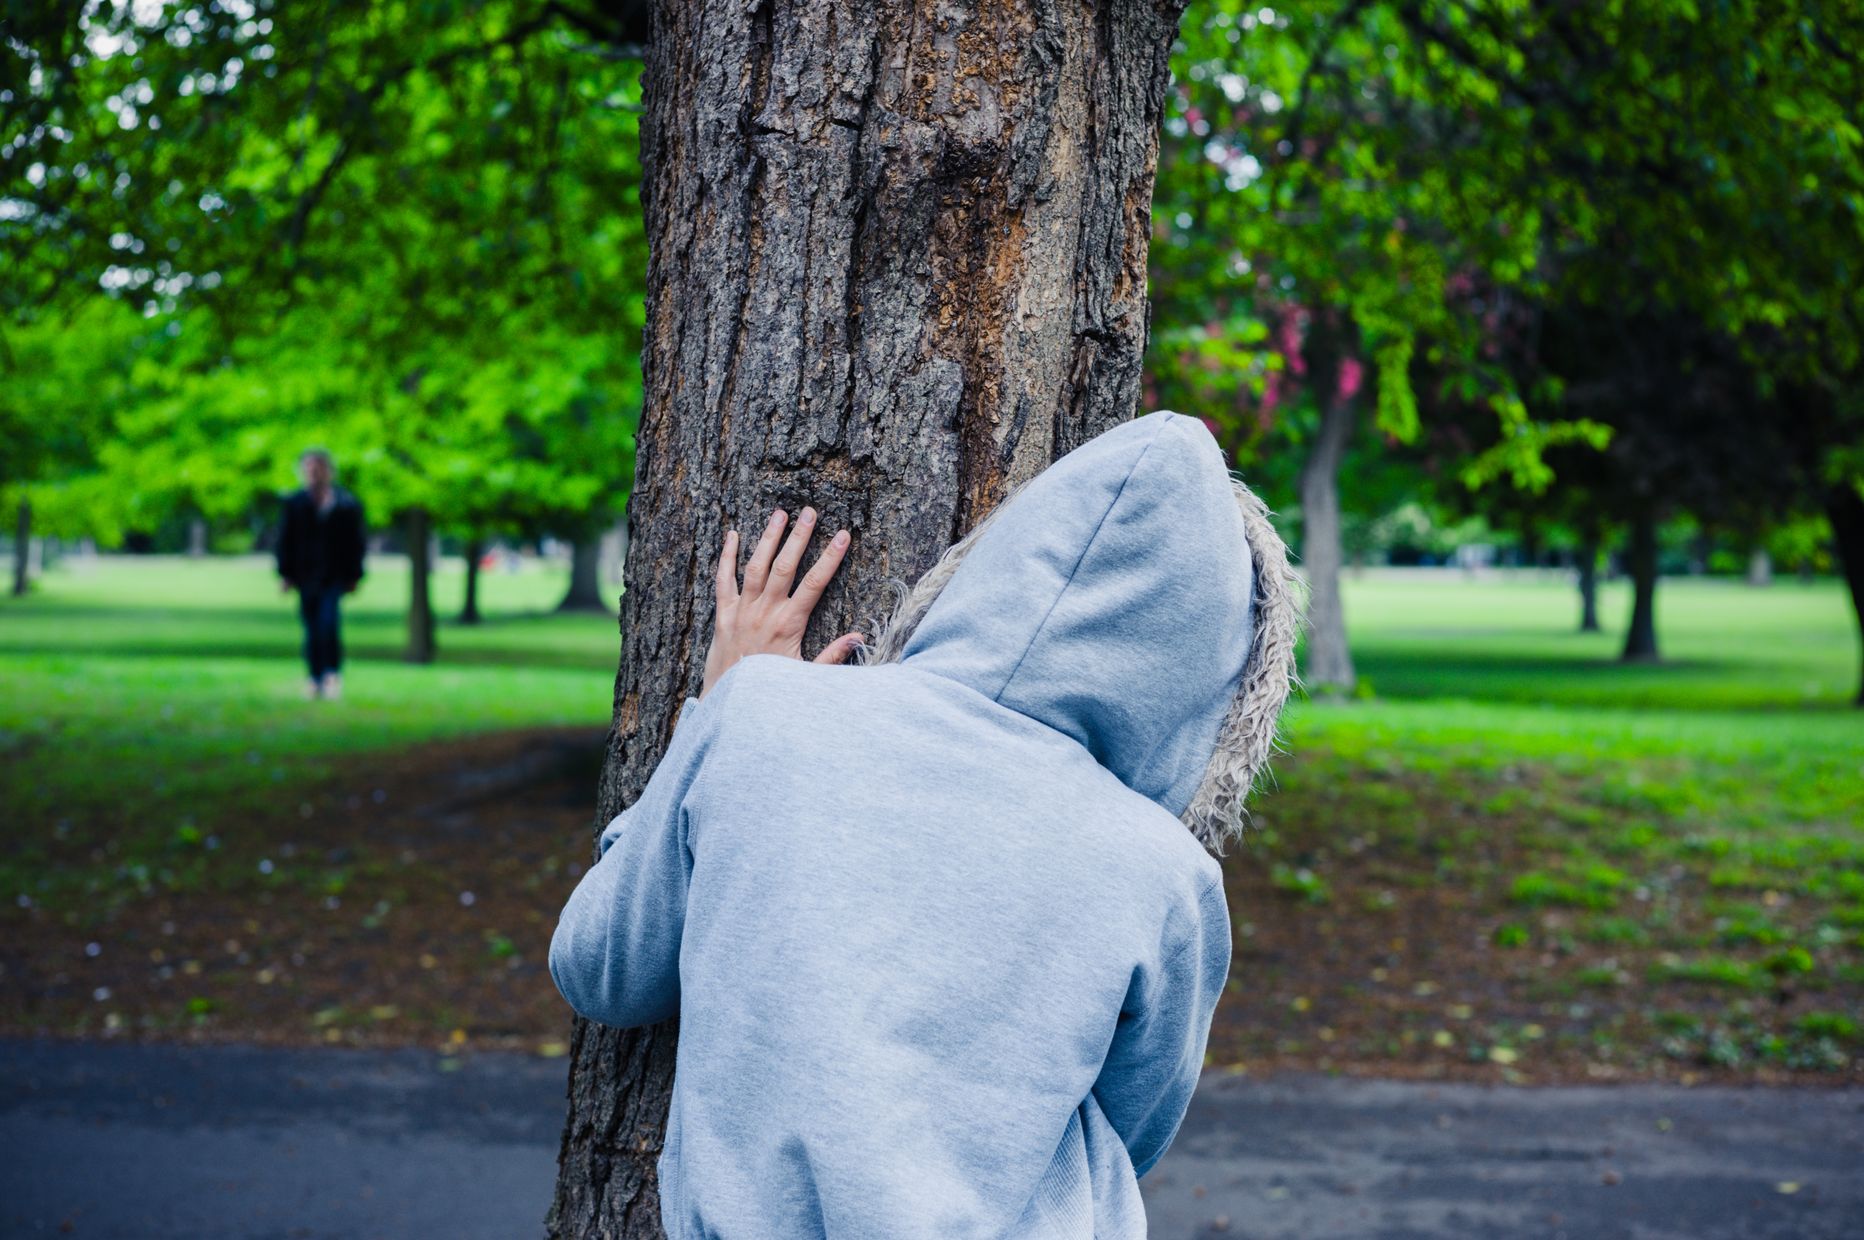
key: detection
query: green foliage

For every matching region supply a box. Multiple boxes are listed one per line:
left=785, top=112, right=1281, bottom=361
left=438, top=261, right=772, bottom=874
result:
left=0, top=299, right=142, bottom=518
left=1491, top=923, right=1529, bottom=949
left=1649, top=957, right=1761, bottom=991
left=1146, top=0, right=1864, bottom=611
left=1762, top=946, right=1816, bottom=979
left=1269, top=861, right=1332, bottom=904
left=1150, top=1, right=1573, bottom=493
left=1509, top=869, right=1621, bottom=911
left=6, top=2, right=647, bottom=544
left=1798, top=1011, right=1860, bottom=1043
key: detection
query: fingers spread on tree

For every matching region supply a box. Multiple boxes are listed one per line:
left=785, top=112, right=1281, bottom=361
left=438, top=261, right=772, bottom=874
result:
left=742, top=509, right=786, bottom=596
left=792, top=528, right=850, bottom=610
left=770, top=506, right=816, bottom=592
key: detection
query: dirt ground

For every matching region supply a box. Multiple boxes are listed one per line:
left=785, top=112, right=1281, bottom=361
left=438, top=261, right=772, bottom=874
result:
left=2, top=728, right=607, bottom=1057
left=3, top=729, right=1854, bottom=1083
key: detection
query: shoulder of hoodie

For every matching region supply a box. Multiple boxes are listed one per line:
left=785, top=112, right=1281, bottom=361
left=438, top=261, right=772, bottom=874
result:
left=700, top=653, right=1225, bottom=893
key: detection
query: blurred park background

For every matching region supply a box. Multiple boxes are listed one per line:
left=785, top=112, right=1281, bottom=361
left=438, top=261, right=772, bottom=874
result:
left=4, top=0, right=1862, bottom=1090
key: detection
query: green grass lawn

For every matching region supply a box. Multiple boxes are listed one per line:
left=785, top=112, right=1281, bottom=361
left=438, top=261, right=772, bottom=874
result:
left=3, top=556, right=1861, bottom=1076
left=1307, top=569, right=1860, bottom=816
left=1338, top=569, right=1858, bottom=710
left=1235, top=571, right=1864, bottom=1079
left=0, top=555, right=619, bottom=899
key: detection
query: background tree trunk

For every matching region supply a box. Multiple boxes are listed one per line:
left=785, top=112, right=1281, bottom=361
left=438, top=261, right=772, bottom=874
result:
left=12, top=498, right=28, bottom=597
left=1576, top=525, right=1601, bottom=633
left=187, top=515, right=208, bottom=558
left=1745, top=545, right=1773, bottom=587
left=1298, top=396, right=1357, bottom=695
left=546, top=0, right=1187, bottom=1232
left=600, top=519, right=630, bottom=592
left=1519, top=519, right=1542, bottom=569
left=405, top=507, right=436, bottom=664
left=1621, top=501, right=1660, bottom=661
left=558, top=540, right=607, bottom=612
left=1826, top=484, right=1864, bottom=705
left=461, top=537, right=484, bottom=625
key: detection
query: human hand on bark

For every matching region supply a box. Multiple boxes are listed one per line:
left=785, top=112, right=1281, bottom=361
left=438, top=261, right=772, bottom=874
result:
left=701, top=506, right=863, bottom=698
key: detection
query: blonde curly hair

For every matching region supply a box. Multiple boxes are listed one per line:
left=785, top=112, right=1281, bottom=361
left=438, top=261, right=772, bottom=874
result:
left=862, top=472, right=1304, bottom=854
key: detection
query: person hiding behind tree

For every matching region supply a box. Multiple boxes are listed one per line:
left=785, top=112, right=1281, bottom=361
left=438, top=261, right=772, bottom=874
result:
left=550, top=411, right=1302, bottom=1238
left=276, top=448, right=366, bottom=701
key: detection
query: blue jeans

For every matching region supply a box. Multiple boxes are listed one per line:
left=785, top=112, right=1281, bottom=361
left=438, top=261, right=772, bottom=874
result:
left=298, top=588, right=344, bottom=681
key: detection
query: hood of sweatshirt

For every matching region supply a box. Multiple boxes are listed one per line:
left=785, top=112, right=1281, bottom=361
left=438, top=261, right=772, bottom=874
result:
left=900, top=410, right=1256, bottom=819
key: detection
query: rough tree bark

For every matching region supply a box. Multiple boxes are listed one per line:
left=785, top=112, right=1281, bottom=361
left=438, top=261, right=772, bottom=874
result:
left=404, top=507, right=437, bottom=664
left=558, top=540, right=608, bottom=612
left=461, top=537, right=484, bottom=625
left=1576, top=524, right=1601, bottom=633
left=1621, top=500, right=1660, bottom=662
left=1826, top=483, right=1864, bottom=705
left=546, top=0, right=1187, bottom=1232
left=12, top=498, right=28, bottom=597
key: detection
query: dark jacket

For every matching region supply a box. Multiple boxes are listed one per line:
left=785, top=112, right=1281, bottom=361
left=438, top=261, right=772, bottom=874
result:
left=277, top=487, right=366, bottom=593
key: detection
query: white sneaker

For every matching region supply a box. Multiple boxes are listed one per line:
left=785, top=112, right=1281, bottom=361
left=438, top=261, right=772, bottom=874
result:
left=303, top=678, right=322, bottom=700
left=320, top=673, right=343, bottom=701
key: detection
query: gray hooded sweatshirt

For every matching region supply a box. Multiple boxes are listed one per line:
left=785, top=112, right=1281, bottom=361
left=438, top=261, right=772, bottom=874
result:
left=550, top=410, right=1251, bottom=1237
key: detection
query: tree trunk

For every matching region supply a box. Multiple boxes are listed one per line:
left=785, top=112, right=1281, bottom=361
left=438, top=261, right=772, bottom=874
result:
left=1298, top=396, right=1357, bottom=695
left=1577, top=525, right=1601, bottom=633
left=1826, top=484, right=1864, bottom=706
left=1746, top=546, right=1773, bottom=587
left=558, top=540, right=608, bottom=613
left=1520, top=519, right=1542, bottom=569
left=1621, top=501, right=1660, bottom=661
left=12, top=498, right=28, bottom=597
left=405, top=507, right=437, bottom=664
left=187, top=516, right=208, bottom=558
left=546, top=0, right=1186, bottom=1232
left=461, top=537, right=484, bottom=625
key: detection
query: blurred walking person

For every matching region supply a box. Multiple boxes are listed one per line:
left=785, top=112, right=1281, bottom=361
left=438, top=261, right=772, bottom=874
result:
left=277, top=448, right=366, bottom=700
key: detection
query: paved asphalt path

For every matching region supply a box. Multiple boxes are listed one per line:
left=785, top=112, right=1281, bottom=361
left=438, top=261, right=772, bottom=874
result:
left=2, top=1039, right=1860, bottom=1238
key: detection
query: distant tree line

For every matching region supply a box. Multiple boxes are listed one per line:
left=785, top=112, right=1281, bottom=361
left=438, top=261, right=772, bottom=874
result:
left=3, top=2, right=649, bottom=657
left=5, top=1, right=1860, bottom=700
left=1146, top=0, right=1864, bottom=701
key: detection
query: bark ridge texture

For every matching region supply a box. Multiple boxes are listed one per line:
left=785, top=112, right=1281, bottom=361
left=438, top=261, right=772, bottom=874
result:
left=549, top=0, right=1187, bottom=1233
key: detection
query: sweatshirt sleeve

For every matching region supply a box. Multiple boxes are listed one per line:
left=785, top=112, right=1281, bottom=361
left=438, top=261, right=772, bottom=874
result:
left=1091, top=873, right=1232, bottom=1178
left=548, top=683, right=734, bottom=1029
